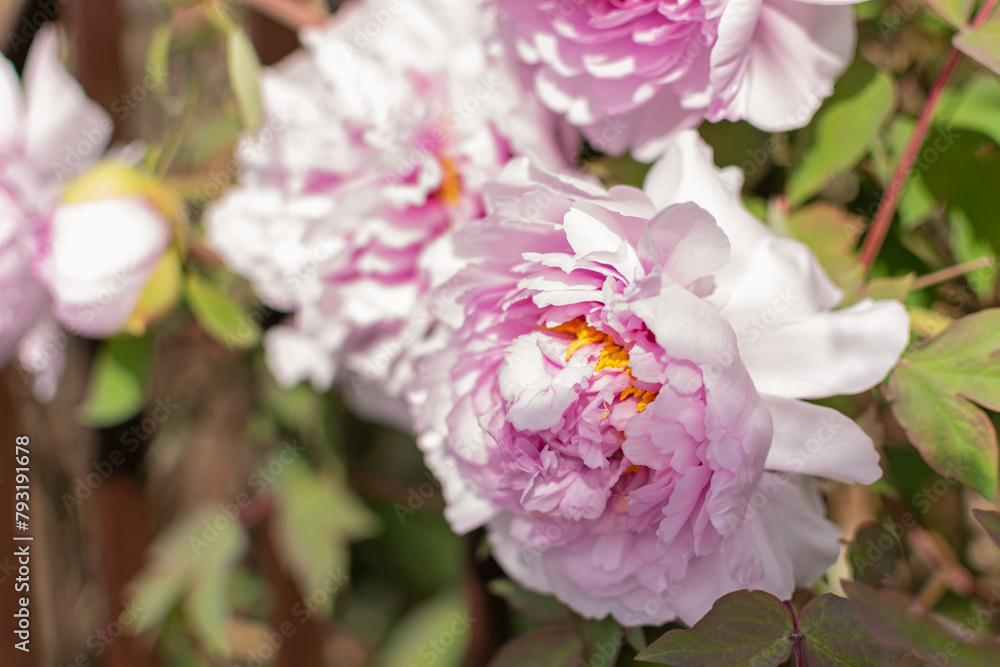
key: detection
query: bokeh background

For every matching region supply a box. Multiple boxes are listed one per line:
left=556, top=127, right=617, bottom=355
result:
left=2, top=0, right=1000, bottom=666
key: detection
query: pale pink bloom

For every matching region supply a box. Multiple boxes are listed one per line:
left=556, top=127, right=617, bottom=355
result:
left=409, top=131, right=909, bottom=625
left=497, top=0, right=858, bottom=159
left=206, top=0, right=572, bottom=419
left=0, top=28, right=169, bottom=398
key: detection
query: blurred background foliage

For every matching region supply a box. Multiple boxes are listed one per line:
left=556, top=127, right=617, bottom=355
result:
left=3, top=0, right=1000, bottom=665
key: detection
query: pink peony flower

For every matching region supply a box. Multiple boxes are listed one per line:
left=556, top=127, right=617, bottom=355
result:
left=408, top=131, right=909, bottom=625
left=497, top=0, right=859, bottom=159
left=206, top=0, right=573, bottom=420
left=0, top=29, right=171, bottom=398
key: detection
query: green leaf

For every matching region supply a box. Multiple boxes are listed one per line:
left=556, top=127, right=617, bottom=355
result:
left=924, top=0, right=973, bottom=28
left=572, top=614, right=623, bottom=666
left=128, top=508, right=249, bottom=656
left=887, top=309, right=1000, bottom=499
left=908, top=306, right=955, bottom=340
left=862, top=274, right=916, bottom=302
left=787, top=61, right=897, bottom=206
left=226, top=27, right=262, bottom=133
left=845, top=582, right=1000, bottom=666
left=941, top=75, right=1000, bottom=148
left=636, top=590, right=794, bottom=666
left=375, top=592, right=472, bottom=667
left=78, top=334, right=154, bottom=427
left=949, top=209, right=996, bottom=301
left=488, top=579, right=569, bottom=622
left=972, top=508, right=1000, bottom=549
left=956, top=11, right=1000, bottom=76
left=585, top=154, right=652, bottom=188
left=487, top=626, right=583, bottom=667
left=625, top=626, right=648, bottom=652
left=847, top=522, right=903, bottom=587
left=272, top=464, right=378, bottom=617
left=183, top=272, right=260, bottom=350
left=798, top=593, right=905, bottom=666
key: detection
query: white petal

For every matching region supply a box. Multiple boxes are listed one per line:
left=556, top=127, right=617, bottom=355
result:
left=638, top=202, right=730, bottom=289
left=424, top=431, right=498, bottom=534
left=760, top=474, right=842, bottom=587
left=643, top=131, right=774, bottom=294
left=741, top=299, right=909, bottom=399
left=722, top=237, right=842, bottom=339
left=16, top=311, right=66, bottom=402
left=763, top=394, right=881, bottom=484
left=43, top=196, right=169, bottom=337
left=0, top=54, right=25, bottom=149
left=630, top=278, right=740, bottom=366
left=487, top=513, right=555, bottom=593
left=22, top=26, right=112, bottom=176
left=499, top=332, right=593, bottom=432
left=732, top=0, right=855, bottom=131
left=265, top=325, right=338, bottom=390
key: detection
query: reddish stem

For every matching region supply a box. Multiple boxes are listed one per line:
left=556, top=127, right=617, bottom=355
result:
left=858, top=49, right=962, bottom=272
left=973, top=0, right=1000, bottom=30
left=784, top=600, right=805, bottom=667
left=859, top=0, right=999, bottom=273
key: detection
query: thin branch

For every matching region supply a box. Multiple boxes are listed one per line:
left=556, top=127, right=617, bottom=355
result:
left=911, top=255, right=995, bottom=290
left=239, top=0, right=329, bottom=30
left=858, top=49, right=962, bottom=272
left=972, top=0, right=999, bottom=30
left=858, top=0, right=1000, bottom=273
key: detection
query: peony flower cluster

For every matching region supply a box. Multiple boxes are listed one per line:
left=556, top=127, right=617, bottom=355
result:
left=205, top=0, right=908, bottom=627
left=496, top=0, right=860, bottom=159
left=408, top=132, right=908, bottom=624
left=206, top=0, right=572, bottom=421
left=0, top=28, right=172, bottom=398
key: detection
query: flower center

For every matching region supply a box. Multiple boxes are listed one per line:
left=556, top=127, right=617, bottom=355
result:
left=546, top=318, right=659, bottom=412
left=433, top=154, right=462, bottom=207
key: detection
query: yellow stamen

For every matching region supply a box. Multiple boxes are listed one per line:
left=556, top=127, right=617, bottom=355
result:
left=546, top=318, right=659, bottom=413
left=619, top=382, right=659, bottom=413
left=434, top=154, right=462, bottom=207
left=547, top=319, right=609, bottom=360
